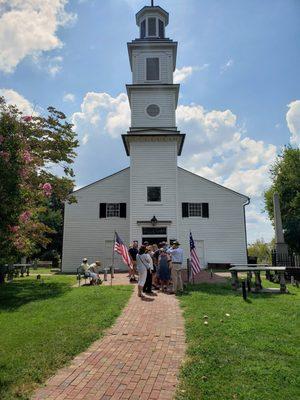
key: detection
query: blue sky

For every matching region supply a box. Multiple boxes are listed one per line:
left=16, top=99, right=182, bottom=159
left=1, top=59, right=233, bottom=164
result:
left=0, top=0, right=299, bottom=243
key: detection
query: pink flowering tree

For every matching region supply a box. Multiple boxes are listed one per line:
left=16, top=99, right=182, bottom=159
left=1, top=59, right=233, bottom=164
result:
left=0, top=97, right=78, bottom=274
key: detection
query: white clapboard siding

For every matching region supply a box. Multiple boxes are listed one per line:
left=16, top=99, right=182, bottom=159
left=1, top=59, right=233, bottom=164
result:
left=130, top=140, right=178, bottom=243
left=132, top=49, right=173, bottom=84
left=130, top=89, right=176, bottom=127
left=62, top=168, right=130, bottom=273
left=177, top=167, right=249, bottom=266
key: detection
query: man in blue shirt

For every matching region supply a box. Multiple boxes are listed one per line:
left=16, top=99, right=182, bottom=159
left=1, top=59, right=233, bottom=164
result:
left=167, top=241, right=184, bottom=293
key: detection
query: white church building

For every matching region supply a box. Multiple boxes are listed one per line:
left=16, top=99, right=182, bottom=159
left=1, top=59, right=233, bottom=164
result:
left=62, top=3, right=250, bottom=272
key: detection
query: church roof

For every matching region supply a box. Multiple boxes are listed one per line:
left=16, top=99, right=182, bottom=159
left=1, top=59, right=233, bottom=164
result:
left=71, top=166, right=249, bottom=202
left=136, top=6, right=169, bottom=25
left=178, top=167, right=250, bottom=201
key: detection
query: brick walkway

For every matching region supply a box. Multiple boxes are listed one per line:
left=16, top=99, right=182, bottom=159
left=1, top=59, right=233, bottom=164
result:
left=32, top=287, right=186, bottom=400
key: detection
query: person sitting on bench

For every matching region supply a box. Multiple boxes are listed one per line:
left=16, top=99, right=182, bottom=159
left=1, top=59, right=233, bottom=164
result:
left=81, top=258, right=98, bottom=285
left=89, top=260, right=102, bottom=285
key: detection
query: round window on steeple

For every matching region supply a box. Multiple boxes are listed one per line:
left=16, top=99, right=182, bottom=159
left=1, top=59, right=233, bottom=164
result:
left=146, top=104, right=160, bottom=117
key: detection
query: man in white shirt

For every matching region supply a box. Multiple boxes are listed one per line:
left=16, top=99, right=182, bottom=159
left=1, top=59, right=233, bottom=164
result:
left=167, top=241, right=184, bottom=293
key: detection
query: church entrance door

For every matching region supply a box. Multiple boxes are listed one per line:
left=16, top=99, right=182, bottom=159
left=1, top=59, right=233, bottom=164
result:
left=142, top=237, right=167, bottom=246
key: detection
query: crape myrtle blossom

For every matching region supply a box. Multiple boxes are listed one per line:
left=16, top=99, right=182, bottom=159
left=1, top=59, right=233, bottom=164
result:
left=19, top=211, right=32, bottom=223
left=21, top=116, right=32, bottom=122
left=9, top=225, right=20, bottom=233
left=23, top=150, right=33, bottom=163
left=0, top=150, right=9, bottom=161
left=40, top=182, right=52, bottom=197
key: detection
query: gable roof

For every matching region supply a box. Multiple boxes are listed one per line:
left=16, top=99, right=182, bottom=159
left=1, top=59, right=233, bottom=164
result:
left=72, top=167, right=130, bottom=194
left=178, top=167, right=250, bottom=201
left=71, top=165, right=249, bottom=203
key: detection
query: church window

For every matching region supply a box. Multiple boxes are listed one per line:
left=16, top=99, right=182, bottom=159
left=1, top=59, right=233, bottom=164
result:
left=146, top=104, right=160, bottom=117
left=159, top=19, right=165, bottom=38
left=147, top=187, right=161, bottom=202
left=182, top=203, right=209, bottom=218
left=107, top=203, right=120, bottom=217
left=188, top=203, right=202, bottom=217
left=148, top=17, right=157, bottom=36
left=141, top=19, right=146, bottom=38
left=146, top=57, right=159, bottom=80
left=142, top=227, right=167, bottom=235
left=99, top=203, right=127, bottom=218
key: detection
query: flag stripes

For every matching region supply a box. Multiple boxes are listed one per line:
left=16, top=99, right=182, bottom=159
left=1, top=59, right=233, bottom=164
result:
left=114, top=232, right=132, bottom=268
left=190, top=232, right=201, bottom=276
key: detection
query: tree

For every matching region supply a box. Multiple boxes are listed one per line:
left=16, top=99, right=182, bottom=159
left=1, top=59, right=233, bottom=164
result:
left=248, top=239, right=274, bottom=264
left=264, top=146, right=300, bottom=253
left=0, top=98, right=78, bottom=268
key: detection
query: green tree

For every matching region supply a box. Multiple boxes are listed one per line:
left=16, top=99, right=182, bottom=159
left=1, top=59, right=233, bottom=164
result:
left=0, top=98, right=78, bottom=269
left=264, top=146, right=300, bottom=253
left=248, top=239, right=274, bottom=264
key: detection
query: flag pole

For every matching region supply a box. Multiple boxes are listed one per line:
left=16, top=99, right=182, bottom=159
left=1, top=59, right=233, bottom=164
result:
left=111, top=231, right=116, bottom=287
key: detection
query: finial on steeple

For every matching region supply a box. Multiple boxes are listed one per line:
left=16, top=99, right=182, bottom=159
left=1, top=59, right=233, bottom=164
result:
left=151, top=0, right=154, bottom=6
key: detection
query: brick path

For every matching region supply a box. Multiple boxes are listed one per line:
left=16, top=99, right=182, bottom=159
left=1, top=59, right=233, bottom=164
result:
left=32, top=287, right=186, bottom=400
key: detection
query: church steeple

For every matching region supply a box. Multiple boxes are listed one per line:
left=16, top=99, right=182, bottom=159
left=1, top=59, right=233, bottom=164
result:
left=123, top=3, right=185, bottom=157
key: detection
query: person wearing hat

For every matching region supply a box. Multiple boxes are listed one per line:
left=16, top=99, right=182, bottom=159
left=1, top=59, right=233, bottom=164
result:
left=167, top=241, right=184, bottom=293
left=80, top=258, right=98, bottom=285
left=89, top=260, right=102, bottom=285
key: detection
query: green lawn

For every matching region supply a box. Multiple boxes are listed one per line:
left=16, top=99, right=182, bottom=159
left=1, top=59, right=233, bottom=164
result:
left=0, top=275, right=133, bottom=400
left=177, top=281, right=300, bottom=400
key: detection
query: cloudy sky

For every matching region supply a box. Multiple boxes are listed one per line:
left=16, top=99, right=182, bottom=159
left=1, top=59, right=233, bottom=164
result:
left=1, top=0, right=299, bottom=243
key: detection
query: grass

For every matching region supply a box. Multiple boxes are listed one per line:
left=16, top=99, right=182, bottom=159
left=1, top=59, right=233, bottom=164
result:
left=177, top=281, right=300, bottom=400
left=0, top=275, right=133, bottom=400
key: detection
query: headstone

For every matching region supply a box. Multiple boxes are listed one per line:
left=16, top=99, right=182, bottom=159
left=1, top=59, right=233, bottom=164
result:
left=273, top=193, right=289, bottom=255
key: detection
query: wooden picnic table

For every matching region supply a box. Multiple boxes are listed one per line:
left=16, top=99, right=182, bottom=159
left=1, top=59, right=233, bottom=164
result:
left=229, top=264, right=287, bottom=293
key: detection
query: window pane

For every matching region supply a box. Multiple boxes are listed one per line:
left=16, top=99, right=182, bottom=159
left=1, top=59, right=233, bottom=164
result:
left=142, top=227, right=167, bottom=235
left=188, top=203, right=202, bottom=217
left=148, top=18, right=156, bottom=36
left=147, top=187, right=161, bottom=202
left=106, top=203, right=120, bottom=217
left=146, top=58, right=159, bottom=80
left=159, top=19, right=164, bottom=38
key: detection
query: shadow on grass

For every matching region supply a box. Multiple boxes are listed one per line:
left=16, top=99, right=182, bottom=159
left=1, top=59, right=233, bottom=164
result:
left=0, top=279, right=72, bottom=312
left=180, top=282, right=294, bottom=301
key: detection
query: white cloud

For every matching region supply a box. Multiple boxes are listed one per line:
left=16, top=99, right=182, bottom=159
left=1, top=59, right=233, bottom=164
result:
left=174, top=64, right=209, bottom=84
left=47, top=55, right=63, bottom=76
left=176, top=103, right=277, bottom=198
left=286, top=100, right=300, bottom=147
left=220, top=58, right=234, bottom=74
left=72, top=92, right=130, bottom=144
left=0, top=88, right=35, bottom=115
left=0, top=1, right=76, bottom=73
left=63, top=93, right=75, bottom=102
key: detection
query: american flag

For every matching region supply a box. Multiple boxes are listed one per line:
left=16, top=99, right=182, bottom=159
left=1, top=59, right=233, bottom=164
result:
left=114, top=232, right=132, bottom=269
left=190, top=232, right=202, bottom=277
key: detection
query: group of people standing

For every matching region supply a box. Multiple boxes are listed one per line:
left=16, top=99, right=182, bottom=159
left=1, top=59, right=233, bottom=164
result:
left=128, top=241, right=184, bottom=299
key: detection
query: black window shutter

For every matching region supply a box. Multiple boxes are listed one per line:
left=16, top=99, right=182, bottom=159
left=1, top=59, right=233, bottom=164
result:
left=141, top=20, right=146, bottom=38
left=182, top=203, right=189, bottom=218
left=120, top=203, right=127, bottom=218
left=202, top=203, right=209, bottom=218
left=99, top=203, right=106, bottom=218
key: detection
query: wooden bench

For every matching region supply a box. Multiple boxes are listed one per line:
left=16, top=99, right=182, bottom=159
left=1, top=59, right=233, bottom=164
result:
left=229, top=265, right=287, bottom=293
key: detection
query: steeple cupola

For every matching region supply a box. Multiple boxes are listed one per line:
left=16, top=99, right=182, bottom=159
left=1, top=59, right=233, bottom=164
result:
left=136, top=5, right=169, bottom=39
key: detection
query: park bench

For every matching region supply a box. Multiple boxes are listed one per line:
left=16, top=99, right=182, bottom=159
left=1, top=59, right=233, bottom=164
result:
left=229, top=264, right=287, bottom=294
